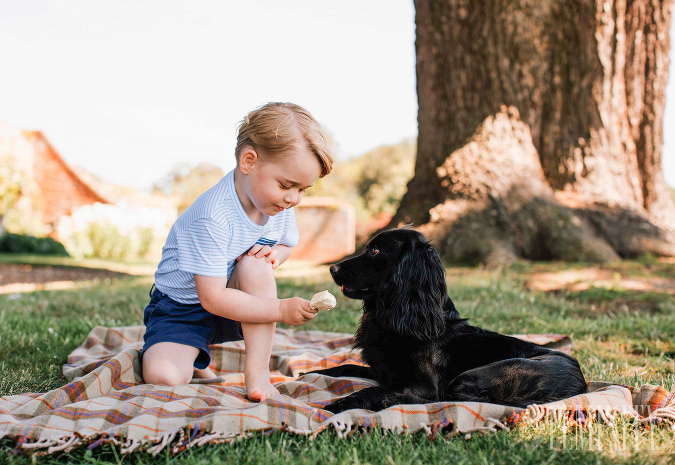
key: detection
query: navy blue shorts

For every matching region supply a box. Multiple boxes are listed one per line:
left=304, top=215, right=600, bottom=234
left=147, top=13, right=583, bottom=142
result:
left=140, top=285, right=244, bottom=370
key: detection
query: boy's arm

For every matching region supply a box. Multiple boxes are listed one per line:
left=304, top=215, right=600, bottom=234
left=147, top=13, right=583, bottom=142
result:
left=272, top=244, right=292, bottom=265
left=194, top=274, right=314, bottom=325
left=241, top=244, right=293, bottom=269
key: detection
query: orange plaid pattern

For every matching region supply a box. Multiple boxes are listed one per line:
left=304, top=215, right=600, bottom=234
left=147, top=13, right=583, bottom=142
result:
left=1, top=326, right=673, bottom=455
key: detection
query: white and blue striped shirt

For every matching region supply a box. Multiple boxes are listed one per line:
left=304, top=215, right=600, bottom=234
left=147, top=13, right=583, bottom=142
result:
left=154, top=169, right=299, bottom=304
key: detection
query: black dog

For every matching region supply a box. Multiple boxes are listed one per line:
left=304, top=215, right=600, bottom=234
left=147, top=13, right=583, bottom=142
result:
left=309, top=228, right=587, bottom=414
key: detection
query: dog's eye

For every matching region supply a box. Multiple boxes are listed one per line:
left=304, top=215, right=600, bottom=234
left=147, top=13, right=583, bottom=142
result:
left=370, top=248, right=380, bottom=256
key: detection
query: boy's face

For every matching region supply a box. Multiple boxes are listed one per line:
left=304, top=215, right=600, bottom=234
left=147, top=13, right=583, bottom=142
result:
left=240, top=142, right=322, bottom=217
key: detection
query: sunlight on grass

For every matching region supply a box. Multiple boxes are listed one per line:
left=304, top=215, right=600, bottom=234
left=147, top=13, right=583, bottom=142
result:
left=0, top=259, right=673, bottom=464
left=0, top=253, right=157, bottom=276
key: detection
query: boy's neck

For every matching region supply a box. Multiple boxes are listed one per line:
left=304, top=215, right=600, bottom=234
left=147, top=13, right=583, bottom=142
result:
left=233, top=168, right=267, bottom=225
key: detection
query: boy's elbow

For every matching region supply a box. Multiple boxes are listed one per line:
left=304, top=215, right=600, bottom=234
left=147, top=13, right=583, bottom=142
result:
left=199, top=293, right=214, bottom=313
left=194, top=275, right=229, bottom=314
left=198, top=288, right=225, bottom=314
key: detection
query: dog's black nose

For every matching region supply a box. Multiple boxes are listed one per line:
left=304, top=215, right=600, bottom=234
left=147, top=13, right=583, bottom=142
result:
left=329, top=264, right=340, bottom=276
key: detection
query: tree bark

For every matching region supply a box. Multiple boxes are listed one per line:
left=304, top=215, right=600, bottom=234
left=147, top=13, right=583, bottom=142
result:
left=391, top=0, right=675, bottom=263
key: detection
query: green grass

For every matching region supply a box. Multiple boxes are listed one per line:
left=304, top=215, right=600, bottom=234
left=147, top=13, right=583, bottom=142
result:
left=0, top=252, right=157, bottom=276
left=0, top=259, right=673, bottom=464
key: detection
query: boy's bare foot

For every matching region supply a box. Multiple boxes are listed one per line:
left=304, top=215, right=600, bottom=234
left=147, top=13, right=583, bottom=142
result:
left=245, top=370, right=279, bottom=401
left=193, top=367, right=217, bottom=379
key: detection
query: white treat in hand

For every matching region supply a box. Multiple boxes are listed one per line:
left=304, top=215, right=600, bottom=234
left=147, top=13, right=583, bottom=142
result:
left=310, top=290, right=336, bottom=311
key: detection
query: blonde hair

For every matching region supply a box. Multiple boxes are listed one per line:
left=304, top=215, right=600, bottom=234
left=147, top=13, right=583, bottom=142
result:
left=235, top=102, right=333, bottom=177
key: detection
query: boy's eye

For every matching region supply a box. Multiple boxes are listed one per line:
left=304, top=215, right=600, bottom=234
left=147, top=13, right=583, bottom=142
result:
left=280, top=183, right=290, bottom=189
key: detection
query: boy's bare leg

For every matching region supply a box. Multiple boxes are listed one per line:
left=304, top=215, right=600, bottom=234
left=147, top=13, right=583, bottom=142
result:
left=240, top=322, right=278, bottom=401
left=142, top=342, right=200, bottom=386
left=228, top=255, right=279, bottom=401
left=194, top=367, right=217, bottom=379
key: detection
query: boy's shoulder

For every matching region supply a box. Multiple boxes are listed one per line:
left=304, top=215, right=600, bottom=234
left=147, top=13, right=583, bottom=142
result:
left=175, top=174, right=236, bottom=230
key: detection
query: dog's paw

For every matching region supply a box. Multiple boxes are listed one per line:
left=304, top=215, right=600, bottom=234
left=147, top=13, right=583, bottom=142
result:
left=303, top=369, right=331, bottom=377
left=298, top=369, right=329, bottom=377
left=323, top=396, right=361, bottom=414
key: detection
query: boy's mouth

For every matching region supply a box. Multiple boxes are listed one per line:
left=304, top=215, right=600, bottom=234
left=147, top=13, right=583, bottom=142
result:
left=275, top=205, right=285, bottom=212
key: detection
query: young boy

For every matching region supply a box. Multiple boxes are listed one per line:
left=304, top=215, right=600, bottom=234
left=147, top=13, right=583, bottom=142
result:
left=141, top=102, right=333, bottom=401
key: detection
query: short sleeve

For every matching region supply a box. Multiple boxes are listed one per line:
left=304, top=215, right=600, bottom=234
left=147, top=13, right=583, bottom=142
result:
left=278, top=208, right=300, bottom=248
left=176, top=218, right=231, bottom=276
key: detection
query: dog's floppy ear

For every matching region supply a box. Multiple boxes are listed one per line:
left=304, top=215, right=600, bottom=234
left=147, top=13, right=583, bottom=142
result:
left=376, top=240, right=446, bottom=340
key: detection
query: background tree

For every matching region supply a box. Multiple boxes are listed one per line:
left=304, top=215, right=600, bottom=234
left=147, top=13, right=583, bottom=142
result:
left=390, top=0, right=675, bottom=264
left=0, top=157, right=28, bottom=237
left=309, top=139, right=416, bottom=242
left=153, top=163, right=224, bottom=214
left=310, top=139, right=416, bottom=217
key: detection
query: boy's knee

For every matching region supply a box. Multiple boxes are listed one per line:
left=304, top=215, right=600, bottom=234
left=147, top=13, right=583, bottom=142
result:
left=234, top=255, right=275, bottom=282
left=142, top=360, right=191, bottom=386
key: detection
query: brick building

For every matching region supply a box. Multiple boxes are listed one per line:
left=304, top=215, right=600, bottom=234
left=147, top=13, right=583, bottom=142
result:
left=0, top=122, right=110, bottom=228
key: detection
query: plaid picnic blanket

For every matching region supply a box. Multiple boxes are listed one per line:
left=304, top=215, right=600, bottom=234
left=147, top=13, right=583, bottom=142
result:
left=1, top=326, right=673, bottom=455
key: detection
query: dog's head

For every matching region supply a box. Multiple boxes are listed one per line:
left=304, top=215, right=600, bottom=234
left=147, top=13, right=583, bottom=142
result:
left=330, top=227, right=448, bottom=340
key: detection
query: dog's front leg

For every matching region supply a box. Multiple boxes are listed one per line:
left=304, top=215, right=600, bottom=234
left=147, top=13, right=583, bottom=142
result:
left=303, top=364, right=376, bottom=379
left=324, top=383, right=436, bottom=414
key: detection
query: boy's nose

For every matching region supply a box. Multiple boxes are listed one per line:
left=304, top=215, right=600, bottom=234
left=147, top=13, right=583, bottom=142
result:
left=285, top=191, right=299, bottom=205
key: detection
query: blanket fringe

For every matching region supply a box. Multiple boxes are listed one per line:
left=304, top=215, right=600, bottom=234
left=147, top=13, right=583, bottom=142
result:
left=473, top=417, right=507, bottom=434
left=146, top=430, right=177, bottom=455
left=638, top=401, right=675, bottom=426
left=47, top=435, right=81, bottom=454
left=10, top=389, right=675, bottom=456
left=328, top=418, right=355, bottom=439
left=524, top=404, right=632, bottom=429
left=120, top=438, right=143, bottom=454
left=16, top=435, right=83, bottom=455
left=522, top=395, right=675, bottom=432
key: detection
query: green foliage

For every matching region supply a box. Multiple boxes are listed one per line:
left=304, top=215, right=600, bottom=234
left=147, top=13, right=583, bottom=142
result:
left=0, top=233, right=68, bottom=256
left=80, top=223, right=156, bottom=260
left=0, top=156, right=51, bottom=237
left=86, top=223, right=133, bottom=259
left=309, top=139, right=416, bottom=220
left=153, top=163, right=224, bottom=214
left=0, top=157, right=27, bottom=216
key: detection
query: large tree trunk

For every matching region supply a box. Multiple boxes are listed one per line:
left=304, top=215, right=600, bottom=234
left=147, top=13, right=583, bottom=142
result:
left=392, top=0, right=675, bottom=264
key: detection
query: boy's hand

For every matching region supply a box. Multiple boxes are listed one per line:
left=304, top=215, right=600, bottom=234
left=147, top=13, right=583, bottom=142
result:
left=279, top=298, right=318, bottom=326
left=237, top=244, right=280, bottom=269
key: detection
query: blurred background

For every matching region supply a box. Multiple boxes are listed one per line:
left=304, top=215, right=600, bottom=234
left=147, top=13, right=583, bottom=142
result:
left=0, top=0, right=674, bottom=265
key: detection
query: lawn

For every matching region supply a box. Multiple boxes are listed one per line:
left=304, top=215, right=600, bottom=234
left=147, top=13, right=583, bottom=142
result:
left=0, top=256, right=674, bottom=464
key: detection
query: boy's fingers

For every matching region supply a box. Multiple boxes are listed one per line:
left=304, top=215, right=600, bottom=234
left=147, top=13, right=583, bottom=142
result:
left=300, top=308, right=318, bottom=319
left=256, top=246, right=272, bottom=258
left=301, top=311, right=317, bottom=320
left=248, top=244, right=262, bottom=256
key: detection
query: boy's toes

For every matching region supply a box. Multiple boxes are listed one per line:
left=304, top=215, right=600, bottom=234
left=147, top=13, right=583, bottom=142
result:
left=246, top=385, right=279, bottom=402
left=247, top=390, right=263, bottom=402
left=258, top=392, right=273, bottom=402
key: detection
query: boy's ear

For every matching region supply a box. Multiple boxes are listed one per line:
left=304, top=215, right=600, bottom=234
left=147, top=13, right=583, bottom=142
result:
left=239, top=147, right=259, bottom=174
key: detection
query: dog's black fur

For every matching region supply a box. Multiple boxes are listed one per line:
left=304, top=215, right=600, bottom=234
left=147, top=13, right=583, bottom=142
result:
left=309, top=228, right=587, bottom=414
